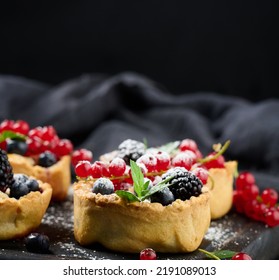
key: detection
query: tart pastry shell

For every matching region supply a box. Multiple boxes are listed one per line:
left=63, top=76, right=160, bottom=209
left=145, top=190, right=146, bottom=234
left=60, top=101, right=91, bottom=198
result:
left=73, top=182, right=210, bottom=253
left=0, top=180, right=52, bottom=240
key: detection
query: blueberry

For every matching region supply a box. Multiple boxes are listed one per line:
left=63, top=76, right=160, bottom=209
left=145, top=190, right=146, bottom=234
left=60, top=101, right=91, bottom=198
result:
left=38, top=151, right=57, bottom=167
left=150, top=187, right=175, bottom=206
left=9, top=174, right=30, bottom=199
left=6, top=139, right=28, bottom=155
left=92, top=178, right=114, bottom=195
left=26, top=179, right=40, bottom=192
left=24, top=232, right=50, bottom=253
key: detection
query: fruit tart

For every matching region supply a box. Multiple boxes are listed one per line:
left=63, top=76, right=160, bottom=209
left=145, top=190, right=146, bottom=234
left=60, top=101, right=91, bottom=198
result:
left=74, top=161, right=211, bottom=253
left=0, top=119, right=73, bottom=201
left=0, top=149, right=52, bottom=240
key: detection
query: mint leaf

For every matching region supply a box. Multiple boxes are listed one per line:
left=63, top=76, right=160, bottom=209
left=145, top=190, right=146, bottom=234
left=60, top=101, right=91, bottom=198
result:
left=198, top=249, right=236, bottom=260
left=116, top=160, right=174, bottom=203
left=115, top=190, right=140, bottom=202
left=141, top=176, right=173, bottom=200
left=212, top=250, right=236, bottom=259
left=0, top=130, right=27, bottom=143
left=130, top=160, right=145, bottom=198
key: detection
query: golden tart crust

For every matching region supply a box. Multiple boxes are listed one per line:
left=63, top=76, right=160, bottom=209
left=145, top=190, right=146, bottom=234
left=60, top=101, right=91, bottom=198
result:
left=0, top=180, right=52, bottom=240
left=73, top=182, right=210, bottom=253
left=205, top=161, right=237, bottom=219
left=8, top=154, right=71, bottom=201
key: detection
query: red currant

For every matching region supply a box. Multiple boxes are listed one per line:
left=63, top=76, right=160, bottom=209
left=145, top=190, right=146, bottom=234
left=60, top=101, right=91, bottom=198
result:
left=261, top=188, right=278, bottom=207
left=75, top=160, right=92, bottom=178
left=242, top=184, right=259, bottom=201
left=203, top=153, right=225, bottom=169
left=139, top=248, right=157, bottom=260
left=54, top=139, right=73, bottom=157
left=41, top=126, right=57, bottom=141
left=231, top=252, right=252, bottom=260
left=72, top=149, right=93, bottom=166
left=235, top=171, right=255, bottom=191
left=109, top=157, right=126, bottom=177
left=233, top=190, right=245, bottom=213
left=28, top=127, right=43, bottom=139
left=192, top=167, right=209, bottom=184
left=91, top=161, right=110, bottom=178
left=154, top=151, right=170, bottom=171
left=136, top=154, right=157, bottom=172
left=172, top=151, right=196, bottom=170
left=12, top=120, right=30, bottom=135
left=0, top=119, right=15, bottom=132
left=265, top=210, right=279, bottom=227
left=179, top=138, right=198, bottom=153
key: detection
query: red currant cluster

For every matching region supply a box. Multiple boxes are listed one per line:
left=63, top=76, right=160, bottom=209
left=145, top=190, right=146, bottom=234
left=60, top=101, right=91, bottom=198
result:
left=0, top=119, right=93, bottom=167
left=74, top=138, right=230, bottom=191
left=233, top=171, right=279, bottom=227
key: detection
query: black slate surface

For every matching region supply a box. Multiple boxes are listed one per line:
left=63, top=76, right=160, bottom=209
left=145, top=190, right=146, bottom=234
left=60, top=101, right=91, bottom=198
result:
left=1, top=190, right=278, bottom=260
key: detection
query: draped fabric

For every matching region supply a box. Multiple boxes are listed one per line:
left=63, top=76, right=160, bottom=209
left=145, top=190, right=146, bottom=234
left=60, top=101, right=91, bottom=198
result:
left=1, top=72, right=279, bottom=190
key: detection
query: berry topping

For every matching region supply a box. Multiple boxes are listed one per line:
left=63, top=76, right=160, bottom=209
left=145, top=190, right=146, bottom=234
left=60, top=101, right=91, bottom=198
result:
left=92, top=178, right=114, bottom=195
left=154, top=150, right=170, bottom=171
left=172, top=151, right=196, bottom=170
left=231, top=252, right=252, bottom=260
left=179, top=138, right=198, bottom=153
left=108, top=157, right=126, bottom=177
left=72, top=148, right=93, bottom=167
left=53, top=139, right=73, bottom=157
left=140, top=248, right=157, bottom=260
left=38, top=151, right=57, bottom=167
left=12, top=120, right=30, bottom=135
left=26, top=178, right=40, bottom=192
left=0, top=149, right=14, bottom=193
left=6, top=139, right=28, bottom=155
left=91, top=161, right=110, bottom=178
left=136, top=153, right=157, bottom=172
left=24, top=232, right=50, bottom=253
left=203, top=152, right=225, bottom=169
left=117, top=139, right=145, bottom=164
left=75, top=160, right=92, bottom=178
left=9, top=174, right=30, bottom=199
left=191, top=167, right=209, bottom=184
left=150, top=187, right=174, bottom=206
left=162, top=167, right=203, bottom=200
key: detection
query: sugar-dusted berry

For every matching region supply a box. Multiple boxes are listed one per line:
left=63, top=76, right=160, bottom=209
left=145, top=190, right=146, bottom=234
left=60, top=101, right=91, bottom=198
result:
left=72, top=148, right=93, bottom=167
left=92, top=178, right=114, bottom=195
left=109, top=157, right=126, bottom=177
left=75, top=160, right=92, bottom=178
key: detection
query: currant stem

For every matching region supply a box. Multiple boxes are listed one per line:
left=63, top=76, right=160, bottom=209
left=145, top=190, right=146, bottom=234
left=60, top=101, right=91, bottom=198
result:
left=198, top=248, right=221, bottom=260
left=197, top=140, right=230, bottom=164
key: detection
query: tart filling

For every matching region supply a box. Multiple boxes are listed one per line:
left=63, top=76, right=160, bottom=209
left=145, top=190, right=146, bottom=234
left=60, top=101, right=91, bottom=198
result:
left=0, top=180, right=52, bottom=240
left=8, top=153, right=71, bottom=201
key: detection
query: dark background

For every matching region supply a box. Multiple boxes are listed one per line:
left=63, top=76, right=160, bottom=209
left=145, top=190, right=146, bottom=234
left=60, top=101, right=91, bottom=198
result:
left=1, top=0, right=278, bottom=101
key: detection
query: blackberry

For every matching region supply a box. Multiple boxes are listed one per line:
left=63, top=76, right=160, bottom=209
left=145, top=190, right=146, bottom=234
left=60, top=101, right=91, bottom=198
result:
left=0, top=149, right=14, bottom=192
left=162, top=167, right=203, bottom=201
left=117, top=139, right=145, bottom=165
